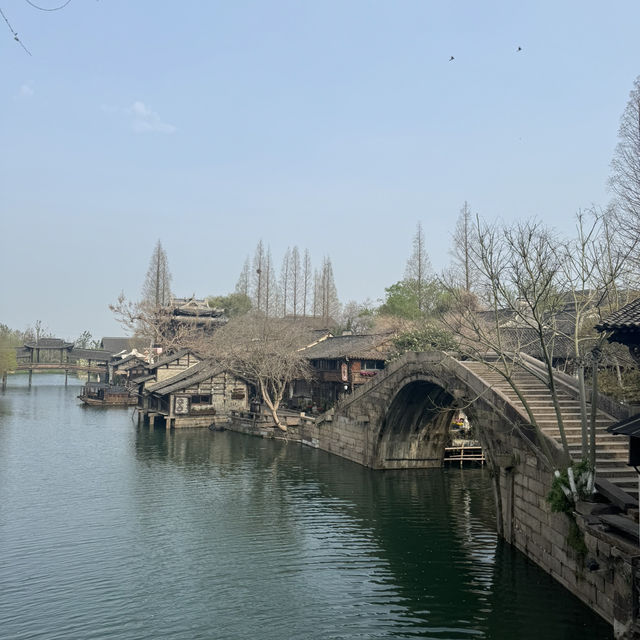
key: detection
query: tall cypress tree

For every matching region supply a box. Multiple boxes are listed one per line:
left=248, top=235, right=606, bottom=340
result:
left=142, top=240, right=172, bottom=307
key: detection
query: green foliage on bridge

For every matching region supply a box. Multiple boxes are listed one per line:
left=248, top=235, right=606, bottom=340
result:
left=387, top=324, right=457, bottom=361
left=378, top=279, right=453, bottom=321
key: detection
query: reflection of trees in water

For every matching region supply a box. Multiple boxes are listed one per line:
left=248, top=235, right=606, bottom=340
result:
left=305, top=467, right=499, bottom=634
left=132, top=427, right=304, bottom=547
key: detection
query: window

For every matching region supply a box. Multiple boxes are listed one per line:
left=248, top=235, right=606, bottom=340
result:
left=191, top=394, right=211, bottom=404
left=313, top=359, right=339, bottom=370
left=362, top=360, right=384, bottom=371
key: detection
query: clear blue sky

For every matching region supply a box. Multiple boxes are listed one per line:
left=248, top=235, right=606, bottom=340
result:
left=2, top=1, right=640, bottom=340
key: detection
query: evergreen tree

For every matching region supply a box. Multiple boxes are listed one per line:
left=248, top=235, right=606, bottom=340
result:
left=142, top=240, right=172, bottom=307
left=319, top=256, right=340, bottom=323
left=404, top=222, right=432, bottom=313
left=251, top=240, right=266, bottom=312
left=235, top=256, right=251, bottom=298
left=449, top=201, right=478, bottom=292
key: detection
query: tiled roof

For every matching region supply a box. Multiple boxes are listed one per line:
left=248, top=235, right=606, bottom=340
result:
left=148, top=348, right=200, bottom=370
left=101, top=337, right=147, bottom=354
left=154, top=364, right=227, bottom=395
left=146, top=360, right=227, bottom=395
left=597, top=298, right=640, bottom=331
left=71, top=348, right=113, bottom=362
left=301, top=334, right=393, bottom=360
left=146, top=360, right=210, bottom=393
left=131, top=374, right=155, bottom=384
left=607, top=413, right=640, bottom=438
left=499, top=327, right=576, bottom=359
left=23, top=338, right=74, bottom=349
left=113, top=354, right=147, bottom=371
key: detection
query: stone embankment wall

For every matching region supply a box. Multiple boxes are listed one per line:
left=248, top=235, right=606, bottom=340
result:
left=493, top=431, right=637, bottom=639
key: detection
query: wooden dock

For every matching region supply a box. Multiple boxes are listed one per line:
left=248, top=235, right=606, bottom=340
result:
left=443, top=443, right=485, bottom=467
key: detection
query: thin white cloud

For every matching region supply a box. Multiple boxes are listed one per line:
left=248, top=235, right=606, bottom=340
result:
left=18, top=84, right=34, bottom=98
left=127, top=101, right=176, bottom=134
left=101, top=101, right=176, bottom=134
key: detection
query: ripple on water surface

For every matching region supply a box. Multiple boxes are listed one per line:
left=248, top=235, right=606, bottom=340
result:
left=0, top=375, right=614, bottom=639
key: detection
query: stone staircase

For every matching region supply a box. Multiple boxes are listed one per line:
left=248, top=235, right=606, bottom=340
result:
left=461, top=359, right=637, bottom=498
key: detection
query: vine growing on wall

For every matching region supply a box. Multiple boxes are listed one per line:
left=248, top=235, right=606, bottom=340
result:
left=547, top=461, right=591, bottom=560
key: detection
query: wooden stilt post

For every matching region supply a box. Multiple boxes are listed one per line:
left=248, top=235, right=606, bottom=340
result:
left=28, top=369, right=33, bottom=387
left=65, top=370, right=68, bottom=386
left=2, top=372, right=7, bottom=391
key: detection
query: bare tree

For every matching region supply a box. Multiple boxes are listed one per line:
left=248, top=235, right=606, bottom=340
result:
left=441, top=217, right=569, bottom=480
left=263, top=248, right=278, bottom=317
left=110, top=240, right=183, bottom=352
left=290, top=246, right=301, bottom=318
left=610, top=75, right=640, bottom=243
left=110, top=292, right=197, bottom=353
left=442, top=212, right=636, bottom=501
left=317, top=256, right=340, bottom=324
left=280, top=247, right=291, bottom=316
left=27, top=319, right=52, bottom=342
left=553, top=208, right=638, bottom=487
left=340, top=299, right=376, bottom=334
left=312, top=268, right=321, bottom=317
left=405, top=222, right=432, bottom=313
left=302, top=249, right=312, bottom=317
left=207, top=314, right=313, bottom=430
left=449, top=201, right=477, bottom=292
left=142, top=240, right=172, bottom=307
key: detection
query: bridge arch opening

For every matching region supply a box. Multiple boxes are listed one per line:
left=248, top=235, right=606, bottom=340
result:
left=374, top=379, right=465, bottom=469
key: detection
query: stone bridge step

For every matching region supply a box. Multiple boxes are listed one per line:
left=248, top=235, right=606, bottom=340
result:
left=460, top=358, right=633, bottom=498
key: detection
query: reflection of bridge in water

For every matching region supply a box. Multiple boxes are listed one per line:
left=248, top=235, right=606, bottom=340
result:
left=12, top=338, right=113, bottom=387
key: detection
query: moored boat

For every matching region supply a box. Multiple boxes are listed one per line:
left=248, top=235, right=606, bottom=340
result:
left=78, top=382, right=137, bottom=406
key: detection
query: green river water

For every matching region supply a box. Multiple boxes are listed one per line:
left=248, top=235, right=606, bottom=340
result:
left=0, top=374, right=613, bottom=639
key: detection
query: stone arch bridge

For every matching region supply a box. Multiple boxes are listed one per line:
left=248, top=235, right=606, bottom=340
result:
left=299, top=351, right=638, bottom=636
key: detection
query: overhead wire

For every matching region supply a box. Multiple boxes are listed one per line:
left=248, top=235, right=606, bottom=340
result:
left=0, top=6, right=32, bottom=55
left=24, top=0, right=72, bottom=11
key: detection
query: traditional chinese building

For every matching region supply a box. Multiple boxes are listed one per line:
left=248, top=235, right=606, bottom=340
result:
left=596, top=297, right=640, bottom=364
left=292, top=333, right=394, bottom=411
left=139, top=359, right=250, bottom=428
left=160, top=296, right=227, bottom=338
